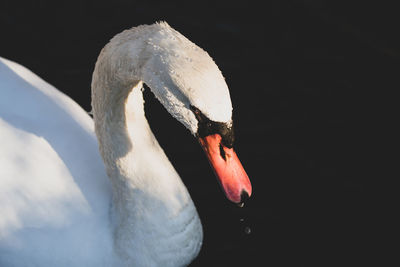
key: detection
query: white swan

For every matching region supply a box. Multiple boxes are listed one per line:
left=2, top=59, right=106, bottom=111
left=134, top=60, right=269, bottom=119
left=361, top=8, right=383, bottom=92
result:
left=0, top=22, right=252, bottom=266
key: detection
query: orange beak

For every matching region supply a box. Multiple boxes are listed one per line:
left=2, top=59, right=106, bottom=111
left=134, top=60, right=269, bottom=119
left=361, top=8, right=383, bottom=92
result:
left=199, top=134, right=252, bottom=203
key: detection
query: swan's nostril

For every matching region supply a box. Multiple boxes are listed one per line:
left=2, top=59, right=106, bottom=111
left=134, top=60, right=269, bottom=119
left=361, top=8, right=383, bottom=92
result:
left=219, top=143, right=226, bottom=160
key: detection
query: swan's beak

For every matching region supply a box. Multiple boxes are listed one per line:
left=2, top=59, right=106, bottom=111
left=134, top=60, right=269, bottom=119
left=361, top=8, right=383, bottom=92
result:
left=198, top=134, right=252, bottom=204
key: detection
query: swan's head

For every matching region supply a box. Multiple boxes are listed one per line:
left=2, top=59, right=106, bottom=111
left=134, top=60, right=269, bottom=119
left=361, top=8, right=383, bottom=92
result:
left=140, top=22, right=252, bottom=203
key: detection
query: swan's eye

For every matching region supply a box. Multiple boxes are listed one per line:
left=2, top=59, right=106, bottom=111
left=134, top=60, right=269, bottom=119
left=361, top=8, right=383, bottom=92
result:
left=219, top=143, right=226, bottom=160
left=190, top=105, right=200, bottom=114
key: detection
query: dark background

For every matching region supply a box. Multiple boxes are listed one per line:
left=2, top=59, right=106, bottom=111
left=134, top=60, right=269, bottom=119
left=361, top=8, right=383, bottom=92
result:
left=1, top=1, right=398, bottom=266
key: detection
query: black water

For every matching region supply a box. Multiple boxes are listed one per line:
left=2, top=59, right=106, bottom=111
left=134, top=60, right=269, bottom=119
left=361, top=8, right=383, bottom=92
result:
left=1, top=1, right=397, bottom=266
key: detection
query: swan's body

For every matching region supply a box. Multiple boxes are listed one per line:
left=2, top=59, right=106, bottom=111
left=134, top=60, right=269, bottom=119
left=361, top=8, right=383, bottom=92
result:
left=0, top=22, right=251, bottom=266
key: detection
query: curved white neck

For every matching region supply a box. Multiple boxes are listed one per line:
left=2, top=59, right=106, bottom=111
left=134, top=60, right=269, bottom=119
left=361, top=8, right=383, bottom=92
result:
left=91, top=28, right=202, bottom=266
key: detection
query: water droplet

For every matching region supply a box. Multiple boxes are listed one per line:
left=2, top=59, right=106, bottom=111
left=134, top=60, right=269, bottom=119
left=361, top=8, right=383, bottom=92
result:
left=239, top=218, right=244, bottom=222
left=244, top=226, right=251, bottom=235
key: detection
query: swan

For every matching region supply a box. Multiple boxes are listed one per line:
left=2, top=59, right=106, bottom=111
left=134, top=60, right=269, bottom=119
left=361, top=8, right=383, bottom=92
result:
left=0, top=22, right=252, bottom=266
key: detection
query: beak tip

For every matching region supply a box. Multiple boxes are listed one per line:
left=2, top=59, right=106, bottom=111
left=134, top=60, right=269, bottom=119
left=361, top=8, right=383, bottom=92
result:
left=239, top=190, right=250, bottom=204
left=234, top=189, right=251, bottom=207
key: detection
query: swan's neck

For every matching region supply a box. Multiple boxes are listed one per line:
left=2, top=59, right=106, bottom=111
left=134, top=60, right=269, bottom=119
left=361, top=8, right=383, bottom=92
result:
left=92, top=76, right=202, bottom=265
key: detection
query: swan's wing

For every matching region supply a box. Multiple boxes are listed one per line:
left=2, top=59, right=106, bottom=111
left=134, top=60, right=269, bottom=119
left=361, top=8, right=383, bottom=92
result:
left=0, top=117, right=90, bottom=234
left=0, top=57, right=112, bottom=266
